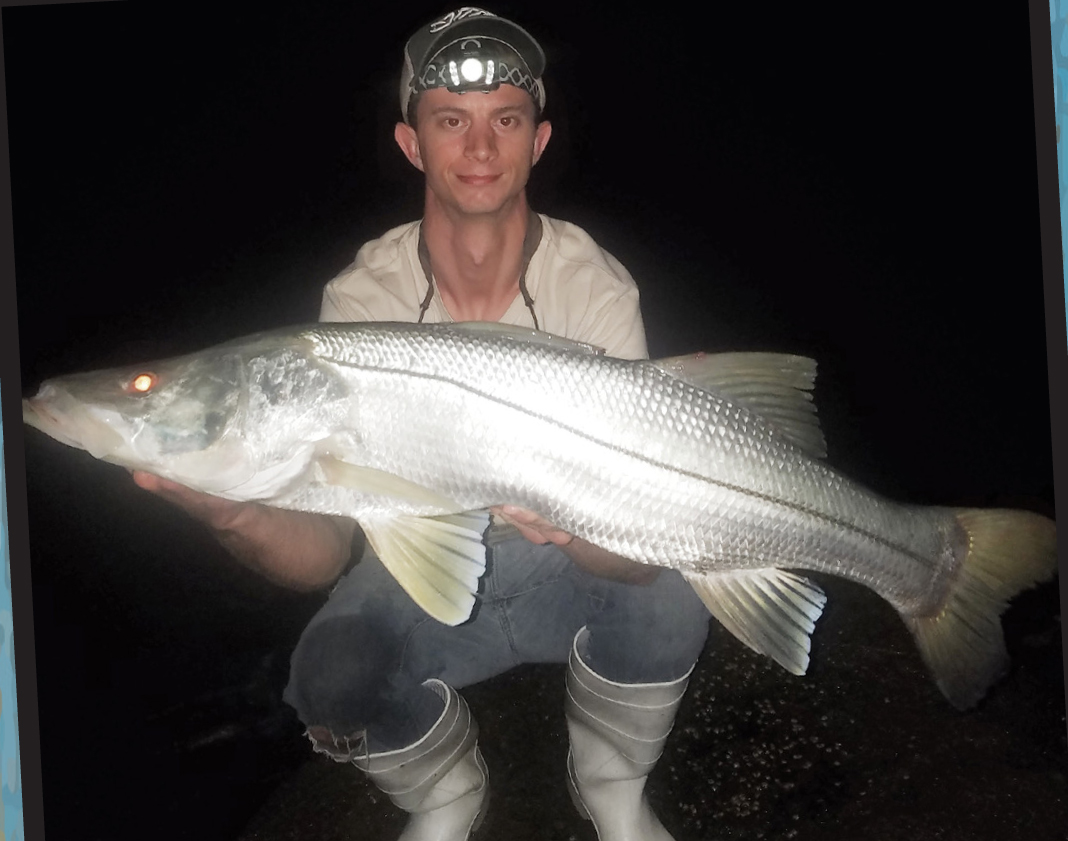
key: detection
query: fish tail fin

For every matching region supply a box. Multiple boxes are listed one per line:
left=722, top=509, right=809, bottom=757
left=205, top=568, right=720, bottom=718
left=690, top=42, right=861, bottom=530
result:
left=905, top=508, right=1057, bottom=710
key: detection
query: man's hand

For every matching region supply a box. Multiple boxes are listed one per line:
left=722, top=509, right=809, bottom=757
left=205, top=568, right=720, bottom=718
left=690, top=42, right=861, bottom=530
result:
left=130, top=471, right=356, bottom=591
left=131, top=471, right=248, bottom=530
left=492, top=504, right=660, bottom=586
left=492, top=505, right=575, bottom=547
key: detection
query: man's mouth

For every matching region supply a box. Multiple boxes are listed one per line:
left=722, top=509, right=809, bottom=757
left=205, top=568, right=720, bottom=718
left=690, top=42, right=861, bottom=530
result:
left=457, top=174, right=501, bottom=186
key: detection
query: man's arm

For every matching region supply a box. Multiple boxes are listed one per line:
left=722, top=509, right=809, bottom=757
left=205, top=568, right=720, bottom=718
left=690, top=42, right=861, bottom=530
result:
left=131, top=472, right=358, bottom=591
left=493, top=505, right=660, bottom=586
left=127, top=235, right=393, bottom=591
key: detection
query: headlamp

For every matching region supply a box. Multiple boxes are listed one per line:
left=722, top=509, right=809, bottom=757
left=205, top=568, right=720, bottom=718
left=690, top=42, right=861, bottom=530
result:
left=419, top=39, right=526, bottom=98
left=455, top=57, right=496, bottom=88
left=400, top=9, right=547, bottom=123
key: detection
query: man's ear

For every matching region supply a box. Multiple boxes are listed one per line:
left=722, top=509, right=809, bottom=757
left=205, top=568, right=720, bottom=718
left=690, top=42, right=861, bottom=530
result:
left=394, top=122, right=424, bottom=172
left=532, top=120, right=552, bottom=166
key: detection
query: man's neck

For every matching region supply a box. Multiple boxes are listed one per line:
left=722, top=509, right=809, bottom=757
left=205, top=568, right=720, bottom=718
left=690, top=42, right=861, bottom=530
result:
left=421, top=194, right=531, bottom=322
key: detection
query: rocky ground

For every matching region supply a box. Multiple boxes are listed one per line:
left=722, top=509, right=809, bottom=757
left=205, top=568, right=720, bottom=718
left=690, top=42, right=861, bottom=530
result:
left=236, top=578, right=1065, bottom=841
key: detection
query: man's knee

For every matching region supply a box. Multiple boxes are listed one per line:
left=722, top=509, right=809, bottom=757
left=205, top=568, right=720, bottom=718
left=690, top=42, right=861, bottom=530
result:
left=303, top=724, right=367, bottom=763
left=585, top=571, right=711, bottom=682
left=286, top=614, right=398, bottom=732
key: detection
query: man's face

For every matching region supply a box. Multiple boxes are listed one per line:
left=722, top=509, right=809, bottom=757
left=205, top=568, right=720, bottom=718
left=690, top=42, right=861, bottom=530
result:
left=395, top=84, right=552, bottom=217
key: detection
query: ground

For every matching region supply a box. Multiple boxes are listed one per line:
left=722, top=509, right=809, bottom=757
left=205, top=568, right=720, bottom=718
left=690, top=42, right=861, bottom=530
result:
left=234, top=578, right=1065, bottom=841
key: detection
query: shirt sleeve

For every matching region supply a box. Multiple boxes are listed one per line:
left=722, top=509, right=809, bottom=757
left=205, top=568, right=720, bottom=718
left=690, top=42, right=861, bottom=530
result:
left=575, top=250, right=649, bottom=361
left=530, top=218, right=650, bottom=361
left=320, top=275, right=375, bottom=323
left=317, top=222, right=423, bottom=323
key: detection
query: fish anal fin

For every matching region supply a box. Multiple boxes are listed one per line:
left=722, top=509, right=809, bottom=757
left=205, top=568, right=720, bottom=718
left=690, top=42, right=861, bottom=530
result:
left=683, top=568, right=827, bottom=675
left=651, top=352, right=826, bottom=458
left=361, top=511, right=490, bottom=626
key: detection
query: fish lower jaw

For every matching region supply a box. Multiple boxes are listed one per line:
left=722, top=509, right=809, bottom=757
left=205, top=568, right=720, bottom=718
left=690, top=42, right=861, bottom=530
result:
left=24, top=401, right=120, bottom=458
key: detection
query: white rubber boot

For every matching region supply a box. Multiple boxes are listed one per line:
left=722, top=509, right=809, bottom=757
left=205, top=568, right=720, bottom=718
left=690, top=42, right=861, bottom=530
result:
left=353, top=679, right=488, bottom=841
left=564, top=628, right=693, bottom=841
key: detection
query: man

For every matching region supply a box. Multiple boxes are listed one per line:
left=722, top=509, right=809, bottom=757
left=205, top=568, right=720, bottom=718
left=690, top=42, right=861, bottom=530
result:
left=135, top=9, right=710, bottom=840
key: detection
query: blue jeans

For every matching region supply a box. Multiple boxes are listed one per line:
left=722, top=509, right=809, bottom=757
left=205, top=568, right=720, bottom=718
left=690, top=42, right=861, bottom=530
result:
left=283, top=535, right=711, bottom=756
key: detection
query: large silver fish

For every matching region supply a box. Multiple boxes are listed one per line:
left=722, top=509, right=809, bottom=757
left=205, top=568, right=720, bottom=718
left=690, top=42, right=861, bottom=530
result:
left=22, top=321, right=1057, bottom=709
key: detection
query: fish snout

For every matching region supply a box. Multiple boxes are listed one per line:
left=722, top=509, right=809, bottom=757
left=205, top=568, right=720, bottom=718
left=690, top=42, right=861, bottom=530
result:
left=23, top=388, right=62, bottom=431
left=24, top=388, right=130, bottom=460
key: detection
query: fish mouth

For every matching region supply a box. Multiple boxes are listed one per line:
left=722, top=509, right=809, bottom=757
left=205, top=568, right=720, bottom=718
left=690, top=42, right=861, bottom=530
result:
left=23, top=390, right=128, bottom=459
left=23, top=396, right=80, bottom=448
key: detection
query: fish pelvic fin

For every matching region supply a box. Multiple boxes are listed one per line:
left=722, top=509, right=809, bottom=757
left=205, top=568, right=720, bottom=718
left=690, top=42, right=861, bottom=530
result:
left=361, top=511, right=491, bottom=626
left=905, top=508, right=1057, bottom=710
left=317, top=455, right=462, bottom=509
left=683, top=568, right=827, bottom=675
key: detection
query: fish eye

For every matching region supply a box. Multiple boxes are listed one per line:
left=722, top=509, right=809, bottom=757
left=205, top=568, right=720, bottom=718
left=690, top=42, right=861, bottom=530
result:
left=127, top=372, right=158, bottom=395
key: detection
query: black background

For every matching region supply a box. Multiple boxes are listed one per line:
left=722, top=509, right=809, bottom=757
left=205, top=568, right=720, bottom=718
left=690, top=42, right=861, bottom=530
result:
left=4, top=2, right=1058, bottom=839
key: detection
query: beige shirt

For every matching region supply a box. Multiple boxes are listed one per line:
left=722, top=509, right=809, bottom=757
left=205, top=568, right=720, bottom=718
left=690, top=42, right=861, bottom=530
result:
left=320, top=214, right=649, bottom=361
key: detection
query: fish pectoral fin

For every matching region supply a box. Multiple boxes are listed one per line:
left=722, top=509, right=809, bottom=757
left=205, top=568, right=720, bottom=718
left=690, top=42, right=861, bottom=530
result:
left=361, top=511, right=490, bottom=627
left=317, top=455, right=461, bottom=510
left=683, top=568, right=827, bottom=675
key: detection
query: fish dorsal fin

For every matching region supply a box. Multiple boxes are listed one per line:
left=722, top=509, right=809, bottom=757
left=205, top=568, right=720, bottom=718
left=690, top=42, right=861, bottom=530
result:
left=652, top=352, right=826, bottom=458
left=682, top=568, right=827, bottom=675
left=361, top=511, right=490, bottom=627
left=450, top=321, right=606, bottom=355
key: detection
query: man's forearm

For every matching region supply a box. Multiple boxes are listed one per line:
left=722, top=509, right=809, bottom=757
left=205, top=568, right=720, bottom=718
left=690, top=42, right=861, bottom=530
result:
left=559, top=536, right=660, bottom=586
left=213, top=503, right=359, bottom=591
left=131, top=471, right=358, bottom=591
left=492, top=504, right=660, bottom=585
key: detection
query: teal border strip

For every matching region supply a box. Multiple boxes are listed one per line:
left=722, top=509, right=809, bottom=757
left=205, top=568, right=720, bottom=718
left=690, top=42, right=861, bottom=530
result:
left=0, top=383, right=24, bottom=841
left=1052, top=0, right=1068, bottom=342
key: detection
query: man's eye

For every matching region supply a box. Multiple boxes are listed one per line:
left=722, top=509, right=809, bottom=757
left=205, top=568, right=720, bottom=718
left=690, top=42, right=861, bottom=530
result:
left=443, top=117, right=462, bottom=128
left=499, top=116, right=514, bottom=127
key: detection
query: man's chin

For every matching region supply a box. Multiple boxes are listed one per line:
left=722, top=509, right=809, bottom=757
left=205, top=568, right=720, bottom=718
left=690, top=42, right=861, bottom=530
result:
left=452, top=192, right=525, bottom=218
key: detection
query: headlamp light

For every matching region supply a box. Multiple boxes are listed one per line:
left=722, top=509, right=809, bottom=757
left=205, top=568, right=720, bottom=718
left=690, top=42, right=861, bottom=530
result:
left=446, top=55, right=498, bottom=92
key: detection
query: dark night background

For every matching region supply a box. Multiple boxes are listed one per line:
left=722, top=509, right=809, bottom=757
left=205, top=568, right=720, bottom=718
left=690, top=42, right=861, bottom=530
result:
left=4, top=2, right=1063, bottom=840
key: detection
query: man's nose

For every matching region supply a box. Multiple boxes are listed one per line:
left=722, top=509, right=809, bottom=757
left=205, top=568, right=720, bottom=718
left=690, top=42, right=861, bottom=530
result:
left=465, top=122, right=497, bottom=161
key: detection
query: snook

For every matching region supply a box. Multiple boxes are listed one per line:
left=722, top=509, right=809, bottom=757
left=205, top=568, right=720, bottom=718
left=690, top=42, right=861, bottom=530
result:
left=22, top=321, right=1057, bottom=709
